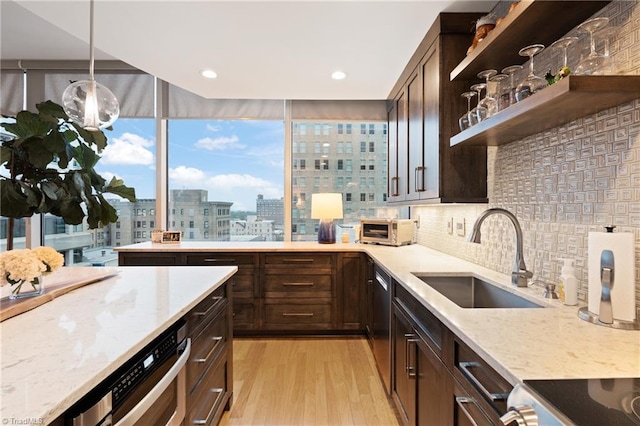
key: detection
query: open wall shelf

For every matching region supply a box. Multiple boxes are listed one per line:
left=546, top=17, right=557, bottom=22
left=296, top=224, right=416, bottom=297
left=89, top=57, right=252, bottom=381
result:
left=450, top=75, right=640, bottom=147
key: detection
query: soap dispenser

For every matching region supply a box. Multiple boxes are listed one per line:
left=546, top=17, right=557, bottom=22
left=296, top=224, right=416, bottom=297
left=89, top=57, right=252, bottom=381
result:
left=559, top=258, right=578, bottom=306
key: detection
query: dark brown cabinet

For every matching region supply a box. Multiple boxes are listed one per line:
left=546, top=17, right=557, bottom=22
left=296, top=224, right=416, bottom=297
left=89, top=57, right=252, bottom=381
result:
left=387, top=13, right=487, bottom=204
left=392, top=281, right=454, bottom=426
left=185, top=284, right=233, bottom=426
left=119, top=249, right=369, bottom=334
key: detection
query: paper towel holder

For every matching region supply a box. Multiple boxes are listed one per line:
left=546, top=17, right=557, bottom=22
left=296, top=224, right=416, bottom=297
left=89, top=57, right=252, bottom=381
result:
left=579, top=225, right=640, bottom=330
left=578, top=307, right=640, bottom=330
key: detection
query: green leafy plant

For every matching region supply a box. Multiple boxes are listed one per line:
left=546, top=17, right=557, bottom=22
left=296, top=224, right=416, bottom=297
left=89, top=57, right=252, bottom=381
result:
left=0, top=100, right=136, bottom=231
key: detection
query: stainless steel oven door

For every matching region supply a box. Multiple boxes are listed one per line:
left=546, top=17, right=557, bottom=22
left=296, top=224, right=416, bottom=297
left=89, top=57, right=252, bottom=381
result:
left=114, top=338, right=191, bottom=426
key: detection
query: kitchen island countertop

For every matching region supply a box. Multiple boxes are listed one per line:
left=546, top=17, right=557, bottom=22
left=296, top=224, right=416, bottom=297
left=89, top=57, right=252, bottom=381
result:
left=117, top=242, right=640, bottom=385
left=0, top=265, right=237, bottom=424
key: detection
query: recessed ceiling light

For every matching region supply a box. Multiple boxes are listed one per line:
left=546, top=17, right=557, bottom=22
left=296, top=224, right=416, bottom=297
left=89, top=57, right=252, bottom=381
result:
left=331, top=71, right=347, bottom=80
left=201, top=69, right=218, bottom=79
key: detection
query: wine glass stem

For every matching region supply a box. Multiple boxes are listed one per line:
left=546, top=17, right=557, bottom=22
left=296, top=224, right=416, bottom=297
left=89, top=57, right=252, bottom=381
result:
left=589, top=30, right=596, bottom=56
left=563, top=48, right=568, bottom=68
left=529, top=54, right=535, bottom=77
left=467, top=97, right=471, bottom=112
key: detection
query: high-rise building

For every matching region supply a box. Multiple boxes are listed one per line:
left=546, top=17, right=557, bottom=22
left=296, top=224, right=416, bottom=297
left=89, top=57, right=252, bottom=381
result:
left=256, top=195, right=284, bottom=226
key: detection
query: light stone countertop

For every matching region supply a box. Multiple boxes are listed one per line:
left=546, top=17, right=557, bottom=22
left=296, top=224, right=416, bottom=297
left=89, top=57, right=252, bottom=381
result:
left=0, top=265, right=237, bottom=424
left=119, top=242, right=640, bottom=384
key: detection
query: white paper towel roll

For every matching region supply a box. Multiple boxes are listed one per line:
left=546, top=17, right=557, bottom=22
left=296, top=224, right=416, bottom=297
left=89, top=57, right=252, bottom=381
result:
left=588, top=231, right=636, bottom=321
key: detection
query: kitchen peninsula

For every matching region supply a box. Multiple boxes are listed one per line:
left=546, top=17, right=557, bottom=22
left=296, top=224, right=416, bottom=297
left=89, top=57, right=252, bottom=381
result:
left=0, top=265, right=237, bottom=424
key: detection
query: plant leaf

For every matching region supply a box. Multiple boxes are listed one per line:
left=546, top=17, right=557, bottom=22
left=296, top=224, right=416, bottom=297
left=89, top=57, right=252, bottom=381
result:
left=104, top=176, right=136, bottom=202
left=0, top=179, right=35, bottom=217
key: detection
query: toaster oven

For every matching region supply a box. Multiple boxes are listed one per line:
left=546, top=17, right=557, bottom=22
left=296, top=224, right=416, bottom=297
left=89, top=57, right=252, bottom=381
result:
left=360, top=219, right=416, bottom=246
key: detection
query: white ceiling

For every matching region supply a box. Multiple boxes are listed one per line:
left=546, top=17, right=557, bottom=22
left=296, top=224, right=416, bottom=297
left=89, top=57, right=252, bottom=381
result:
left=1, top=0, right=496, bottom=100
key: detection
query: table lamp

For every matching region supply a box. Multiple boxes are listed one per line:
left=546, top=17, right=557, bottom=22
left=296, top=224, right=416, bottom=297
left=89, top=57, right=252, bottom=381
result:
left=311, top=193, right=343, bottom=244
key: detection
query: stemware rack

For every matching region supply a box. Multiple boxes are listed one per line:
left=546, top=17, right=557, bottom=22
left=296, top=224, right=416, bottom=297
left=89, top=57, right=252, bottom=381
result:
left=450, top=75, right=640, bottom=147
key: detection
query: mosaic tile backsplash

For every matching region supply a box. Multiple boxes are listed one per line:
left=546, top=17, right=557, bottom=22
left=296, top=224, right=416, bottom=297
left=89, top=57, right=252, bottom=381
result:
left=413, top=1, right=640, bottom=310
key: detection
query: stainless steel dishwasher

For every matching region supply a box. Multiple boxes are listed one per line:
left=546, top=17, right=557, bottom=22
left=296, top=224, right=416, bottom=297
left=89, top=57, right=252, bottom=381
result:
left=372, top=265, right=391, bottom=393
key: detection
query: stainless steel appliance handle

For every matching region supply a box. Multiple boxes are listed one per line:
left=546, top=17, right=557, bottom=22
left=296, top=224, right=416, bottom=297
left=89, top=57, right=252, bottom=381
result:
left=375, top=273, right=388, bottom=291
left=115, top=338, right=192, bottom=426
left=459, top=361, right=509, bottom=402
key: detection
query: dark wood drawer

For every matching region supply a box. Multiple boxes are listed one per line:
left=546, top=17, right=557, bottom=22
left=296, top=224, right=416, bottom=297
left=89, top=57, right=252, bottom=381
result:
left=187, top=307, right=228, bottom=394
left=118, top=252, right=181, bottom=266
left=265, top=303, right=331, bottom=325
left=453, top=338, right=512, bottom=418
left=264, top=274, right=332, bottom=298
left=187, top=347, right=229, bottom=426
left=232, top=297, right=257, bottom=330
left=264, top=253, right=333, bottom=267
left=228, top=273, right=254, bottom=297
left=185, top=253, right=256, bottom=266
left=187, top=286, right=226, bottom=340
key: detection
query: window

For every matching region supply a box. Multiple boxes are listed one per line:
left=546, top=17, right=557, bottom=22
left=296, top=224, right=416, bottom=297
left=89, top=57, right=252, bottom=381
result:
left=189, top=220, right=194, bottom=228
left=369, top=142, right=375, bottom=152
left=314, top=142, right=321, bottom=153
left=116, top=232, right=121, bottom=239
left=204, top=208, right=209, bottom=215
left=369, top=160, right=375, bottom=170
left=299, top=124, right=307, bottom=135
left=291, top=120, right=387, bottom=241
left=300, top=159, right=306, bottom=170
left=299, top=141, right=307, bottom=153
left=369, top=124, right=375, bottom=134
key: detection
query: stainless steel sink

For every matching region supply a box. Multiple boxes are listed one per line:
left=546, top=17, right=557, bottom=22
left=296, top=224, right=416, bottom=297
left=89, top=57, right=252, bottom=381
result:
left=412, top=274, right=543, bottom=309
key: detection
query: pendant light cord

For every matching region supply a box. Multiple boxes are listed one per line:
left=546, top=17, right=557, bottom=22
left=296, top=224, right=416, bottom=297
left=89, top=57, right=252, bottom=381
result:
left=89, top=0, right=95, bottom=81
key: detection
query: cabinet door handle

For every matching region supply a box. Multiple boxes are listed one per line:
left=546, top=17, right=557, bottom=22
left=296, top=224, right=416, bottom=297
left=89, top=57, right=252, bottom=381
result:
left=194, top=336, right=224, bottom=364
left=194, top=296, right=223, bottom=317
left=415, top=166, right=426, bottom=192
left=282, top=312, right=314, bottom=317
left=282, top=282, right=314, bottom=287
left=391, top=177, right=400, bottom=196
left=404, top=333, right=415, bottom=376
left=406, top=336, right=419, bottom=378
left=459, top=361, right=509, bottom=402
left=192, top=387, right=224, bottom=425
left=203, top=258, right=235, bottom=263
left=455, top=397, right=488, bottom=426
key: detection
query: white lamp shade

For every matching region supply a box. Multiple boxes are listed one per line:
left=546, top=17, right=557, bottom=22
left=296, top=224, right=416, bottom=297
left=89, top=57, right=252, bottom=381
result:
left=311, top=193, right=343, bottom=219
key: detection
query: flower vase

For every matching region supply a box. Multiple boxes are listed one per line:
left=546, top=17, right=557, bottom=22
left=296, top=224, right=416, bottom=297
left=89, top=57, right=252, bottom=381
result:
left=9, top=276, right=45, bottom=300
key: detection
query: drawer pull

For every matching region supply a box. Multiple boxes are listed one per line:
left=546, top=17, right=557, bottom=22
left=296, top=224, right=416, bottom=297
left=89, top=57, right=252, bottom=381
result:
left=194, top=336, right=224, bottom=364
left=282, top=282, right=314, bottom=287
left=280, top=258, right=315, bottom=263
left=194, top=296, right=223, bottom=317
left=192, top=387, right=224, bottom=425
left=203, top=258, right=235, bottom=263
left=459, top=361, right=509, bottom=402
left=282, top=312, right=314, bottom=317
left=456, top=397, right=486, bottom=426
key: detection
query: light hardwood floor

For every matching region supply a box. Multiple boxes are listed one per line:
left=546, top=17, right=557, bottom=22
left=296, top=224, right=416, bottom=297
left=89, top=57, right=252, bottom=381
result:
left=219, top=337, right=400, bottom=426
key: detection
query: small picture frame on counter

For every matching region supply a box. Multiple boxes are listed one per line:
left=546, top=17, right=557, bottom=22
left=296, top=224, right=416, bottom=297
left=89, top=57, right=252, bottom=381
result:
left=151, top=229, right=164, bottom=243
left=161, top=231, right=182, bottom=243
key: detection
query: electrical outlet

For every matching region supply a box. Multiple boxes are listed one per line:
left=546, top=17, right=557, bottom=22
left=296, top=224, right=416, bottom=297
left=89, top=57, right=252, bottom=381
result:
left=447, top=217, right=454, bottom=234
left=456, top=218, right=466, bottom=237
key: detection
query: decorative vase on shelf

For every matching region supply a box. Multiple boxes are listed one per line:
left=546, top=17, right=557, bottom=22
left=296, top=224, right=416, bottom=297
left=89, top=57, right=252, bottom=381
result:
left=9, top=276, right=44, bottom=300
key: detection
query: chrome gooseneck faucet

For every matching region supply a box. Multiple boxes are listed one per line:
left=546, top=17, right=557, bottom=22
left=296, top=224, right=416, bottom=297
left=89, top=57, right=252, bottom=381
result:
left=468, top=208, right=533, bottom=288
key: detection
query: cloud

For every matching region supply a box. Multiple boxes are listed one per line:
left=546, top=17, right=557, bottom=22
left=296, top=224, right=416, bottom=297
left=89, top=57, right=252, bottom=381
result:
left=169, top=166, right=207, bottom=185
left=102, top=133, right=154, bottom=165
left=206, top=124, right=222, bottom=132
left=195, top=135, right=245, bottom=151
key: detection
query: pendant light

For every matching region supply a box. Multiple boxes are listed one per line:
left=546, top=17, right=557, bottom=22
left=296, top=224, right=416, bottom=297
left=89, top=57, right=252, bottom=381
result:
left=61, top=0, right=119, bottom=131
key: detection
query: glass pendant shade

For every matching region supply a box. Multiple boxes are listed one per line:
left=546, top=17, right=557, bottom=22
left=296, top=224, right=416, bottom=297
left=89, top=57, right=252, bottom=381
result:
left=62, top=79, right=119, bottom=131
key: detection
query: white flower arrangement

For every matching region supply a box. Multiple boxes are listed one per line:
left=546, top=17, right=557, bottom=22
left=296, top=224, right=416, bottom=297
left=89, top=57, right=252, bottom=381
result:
left=0, top=247, right=64, bottom=288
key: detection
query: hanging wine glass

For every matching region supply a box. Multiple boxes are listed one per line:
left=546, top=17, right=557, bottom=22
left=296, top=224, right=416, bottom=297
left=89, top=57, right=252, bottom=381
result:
left=515, top=44, right=547, bottom=102
left=459, top=91, right=476, bottom=131
left=501, top=65, right=523, bottom=108
left=574, top=17, right=611, bottom=75
left=477, top=69, right=498, bottom=117
left=549, top=36, right=578, bottom=81
left=470, top=83, right=488, bottom=124
left=489, top=73, right=509, bottom=112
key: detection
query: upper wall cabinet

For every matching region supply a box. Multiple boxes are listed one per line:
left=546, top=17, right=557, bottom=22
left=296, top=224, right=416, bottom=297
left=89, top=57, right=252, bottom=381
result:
left=449, top=0, right=611, bottom=81
left=387, top=13, right=488, bottom=205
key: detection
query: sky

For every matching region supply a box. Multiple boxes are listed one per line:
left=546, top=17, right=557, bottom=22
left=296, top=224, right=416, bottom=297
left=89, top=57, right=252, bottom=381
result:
left=97, top=118, right=285, bottom=211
